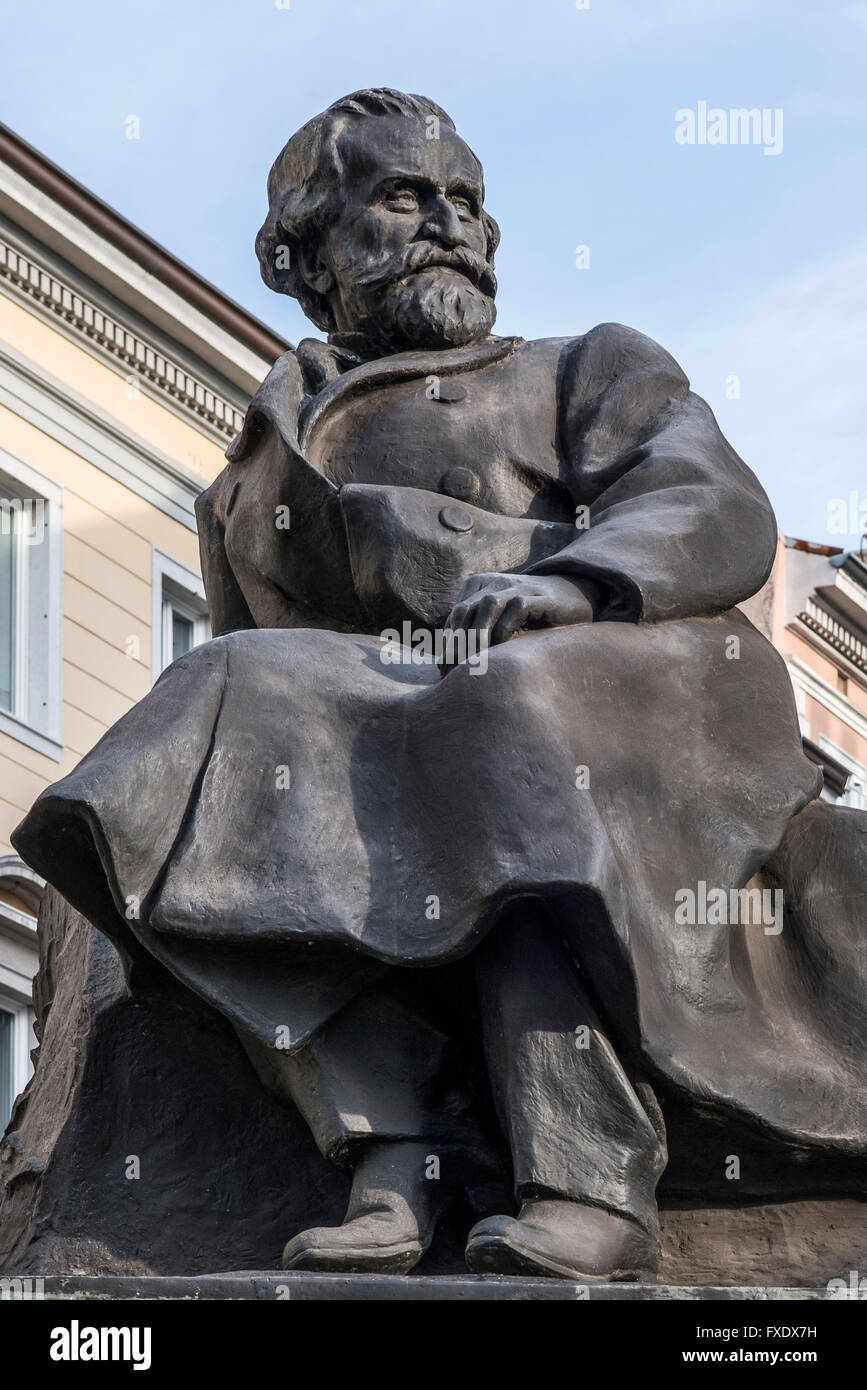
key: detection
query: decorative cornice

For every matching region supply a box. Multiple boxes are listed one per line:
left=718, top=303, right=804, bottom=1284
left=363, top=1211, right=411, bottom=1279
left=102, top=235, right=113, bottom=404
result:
left=0, top=853, right=43, bottom=916
left=0, top=233, right=245, bottom=441
left=799, top=598, right=867, bottom=675
left=0, top=851, right=41, bottom=945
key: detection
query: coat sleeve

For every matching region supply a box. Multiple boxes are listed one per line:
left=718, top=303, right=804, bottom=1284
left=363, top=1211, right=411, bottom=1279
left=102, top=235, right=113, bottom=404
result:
left=528, top=323, right=778, bottom=622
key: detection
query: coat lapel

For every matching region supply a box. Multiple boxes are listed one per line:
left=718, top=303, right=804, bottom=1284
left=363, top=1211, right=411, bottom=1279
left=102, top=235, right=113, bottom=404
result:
left=297, top=334, right=523, bottom=455
left=225, top=333, right=523, bottom=468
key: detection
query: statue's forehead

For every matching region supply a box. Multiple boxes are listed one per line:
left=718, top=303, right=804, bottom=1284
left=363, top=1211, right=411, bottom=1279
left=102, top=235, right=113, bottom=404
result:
left=334, top=115, right=484, bottom=191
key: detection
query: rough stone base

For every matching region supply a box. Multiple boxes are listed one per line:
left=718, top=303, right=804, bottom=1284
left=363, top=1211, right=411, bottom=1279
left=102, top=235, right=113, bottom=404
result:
left=1, top=890, right=864, bottom=1288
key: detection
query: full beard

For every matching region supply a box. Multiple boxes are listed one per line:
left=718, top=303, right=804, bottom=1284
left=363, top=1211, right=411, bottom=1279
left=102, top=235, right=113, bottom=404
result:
left=359, top=268, right=497, bottom=353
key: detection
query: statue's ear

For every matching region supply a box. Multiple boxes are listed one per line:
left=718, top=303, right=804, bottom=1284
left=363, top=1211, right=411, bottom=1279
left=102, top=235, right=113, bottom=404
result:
left=257, top=219, right=298, bottom=295
left=483, top=210, right=501, bottom=261
left=296, top=243, right=335, bottom=297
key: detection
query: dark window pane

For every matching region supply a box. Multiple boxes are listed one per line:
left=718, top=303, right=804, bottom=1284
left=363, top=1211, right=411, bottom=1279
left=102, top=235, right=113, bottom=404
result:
left=0, top=1008, right=13, bottom=1126
left=171, top=610, right=194, bottom=663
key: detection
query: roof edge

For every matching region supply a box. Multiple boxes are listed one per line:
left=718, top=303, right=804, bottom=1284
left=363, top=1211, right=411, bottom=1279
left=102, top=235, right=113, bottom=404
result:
left=0, top=122, right=290, bottom=364
left=782, top=536, right=845, bottom=557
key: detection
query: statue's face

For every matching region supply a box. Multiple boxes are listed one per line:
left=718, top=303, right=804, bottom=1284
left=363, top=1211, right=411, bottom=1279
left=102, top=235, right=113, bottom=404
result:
left=306, top=115, right=497, bottom=353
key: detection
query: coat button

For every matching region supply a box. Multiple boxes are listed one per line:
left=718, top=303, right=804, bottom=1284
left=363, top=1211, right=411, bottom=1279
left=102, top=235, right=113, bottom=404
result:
left=440, top=467, right=480, bottom=502
left=439, top=504, right=475, bottom=533
left=435, top=382, right=467, bottom=402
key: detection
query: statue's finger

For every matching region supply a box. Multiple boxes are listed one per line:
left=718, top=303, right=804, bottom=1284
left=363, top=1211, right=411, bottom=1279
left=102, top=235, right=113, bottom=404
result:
left=491, top=595, right=530, bottom=646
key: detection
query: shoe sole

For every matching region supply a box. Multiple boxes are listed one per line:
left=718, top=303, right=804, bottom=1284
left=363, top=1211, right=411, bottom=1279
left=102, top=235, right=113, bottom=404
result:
left=465, top=1231, right=651, bottom=1283
left=283, top=1238, right=424, bottom=1275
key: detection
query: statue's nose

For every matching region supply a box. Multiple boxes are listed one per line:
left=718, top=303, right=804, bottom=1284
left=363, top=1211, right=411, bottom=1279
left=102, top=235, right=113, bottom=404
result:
left=421, top=196, right=466, bottom=248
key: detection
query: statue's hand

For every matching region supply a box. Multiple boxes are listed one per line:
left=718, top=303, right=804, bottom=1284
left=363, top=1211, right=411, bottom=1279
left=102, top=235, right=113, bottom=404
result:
left=445, top=572, right=598, bottom=647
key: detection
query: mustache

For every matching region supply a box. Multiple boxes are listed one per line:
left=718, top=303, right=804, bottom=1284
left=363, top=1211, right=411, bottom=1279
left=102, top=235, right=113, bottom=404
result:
left=356, top=241, right=497, bottom=299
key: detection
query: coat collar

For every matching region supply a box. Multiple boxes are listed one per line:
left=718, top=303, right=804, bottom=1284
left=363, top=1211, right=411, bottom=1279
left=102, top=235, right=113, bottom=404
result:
left=224, top=348, right=308, bottom=464
left=298, top=334, right=522, bottom=454
left=225, top=334, right=523, bottom=464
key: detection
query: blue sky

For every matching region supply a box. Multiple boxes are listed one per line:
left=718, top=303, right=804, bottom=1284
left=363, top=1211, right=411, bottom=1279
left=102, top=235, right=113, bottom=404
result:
left=1, top=0, right=865, bottom=545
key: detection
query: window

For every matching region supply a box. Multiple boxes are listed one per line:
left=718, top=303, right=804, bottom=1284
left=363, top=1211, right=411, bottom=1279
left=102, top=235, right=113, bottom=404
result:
left=0, top=1006, right=13, bottom=1123
left=162, top=589, right=209, bottom=669
left=0, top=452, right=63, bottom=759
left=152, top=549, right=209, bottom=681
left=0, top=994, right=36, bottom=1129
left=0, top=858, right=41, bottom=1125
left=818, top=735, right=867, bottom=811
left=0, top=498, right=17, bottom=713
left=842, top=770, right=867, bottom=811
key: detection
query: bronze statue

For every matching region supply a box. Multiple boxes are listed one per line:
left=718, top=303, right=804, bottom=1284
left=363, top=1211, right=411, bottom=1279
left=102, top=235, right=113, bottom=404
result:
left=11, top=89, right=866, bottom=1283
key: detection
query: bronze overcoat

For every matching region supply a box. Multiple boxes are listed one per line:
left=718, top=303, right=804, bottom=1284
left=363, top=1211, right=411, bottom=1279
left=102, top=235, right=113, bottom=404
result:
left=14, top=325, right=866, bottom=1151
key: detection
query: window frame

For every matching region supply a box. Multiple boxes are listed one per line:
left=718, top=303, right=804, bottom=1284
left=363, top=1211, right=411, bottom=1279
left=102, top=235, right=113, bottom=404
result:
left=0, top=448, right=63, bottom=760
left=0, top=989, right=34, bottom=1125
left=0, top=485, right=25, bottom=716
left=818, top=734, right=867, bottom=810
left=151, top=548, right=209, bottom=682
left=0, top=860, right=41, bottom=1125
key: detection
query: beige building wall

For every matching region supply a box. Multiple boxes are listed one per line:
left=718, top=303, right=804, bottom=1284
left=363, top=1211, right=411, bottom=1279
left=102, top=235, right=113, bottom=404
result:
left=0, top=123, right=286, bottom=1122
left=0, top=291, right=229, bottom=853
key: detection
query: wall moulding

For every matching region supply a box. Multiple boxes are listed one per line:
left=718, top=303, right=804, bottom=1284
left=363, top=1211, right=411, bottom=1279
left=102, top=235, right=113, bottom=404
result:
left=0, top=232, right=247, bottom=444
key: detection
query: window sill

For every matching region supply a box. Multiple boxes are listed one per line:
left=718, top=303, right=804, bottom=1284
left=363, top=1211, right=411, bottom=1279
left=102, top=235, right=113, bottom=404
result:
left=0, top=708, right=62, bottom=761
left=0, top=900, right=38, bottom=942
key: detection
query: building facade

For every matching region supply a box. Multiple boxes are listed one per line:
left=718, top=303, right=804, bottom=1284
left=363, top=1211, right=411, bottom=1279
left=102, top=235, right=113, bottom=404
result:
left=768, top=536, right=867, bottom=808
left=0, top=124, right=286, bottom=1124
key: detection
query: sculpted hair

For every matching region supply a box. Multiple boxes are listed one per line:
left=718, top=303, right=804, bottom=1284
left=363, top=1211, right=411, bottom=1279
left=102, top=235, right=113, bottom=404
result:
left=255, top=88, right=501, bottom=332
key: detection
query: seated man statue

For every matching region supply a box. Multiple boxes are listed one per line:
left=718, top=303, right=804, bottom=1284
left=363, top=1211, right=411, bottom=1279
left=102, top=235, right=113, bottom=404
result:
left=13, top=88, right=866, bottom=1283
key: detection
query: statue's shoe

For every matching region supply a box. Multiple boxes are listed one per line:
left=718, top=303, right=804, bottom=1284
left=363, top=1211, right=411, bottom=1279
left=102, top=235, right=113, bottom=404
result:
left=464, top=1200, right=658, bottom=1281
left=282, top=1209, right=425, bottom=1274
left=282, top=1140, right=447, bottom=1274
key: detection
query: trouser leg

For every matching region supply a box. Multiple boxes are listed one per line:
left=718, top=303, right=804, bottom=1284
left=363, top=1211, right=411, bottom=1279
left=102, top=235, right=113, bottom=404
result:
left=234, top=970, right=485, bottom=1171
left=474, top=903, right=667, bottom=1235
left=238, top=970, right=491, bottom=1273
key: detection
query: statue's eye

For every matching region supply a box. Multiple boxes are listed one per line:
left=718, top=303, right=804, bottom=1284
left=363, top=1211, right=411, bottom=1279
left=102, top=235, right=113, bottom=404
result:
left=384, top=188, right=420, bottom=211
left=451, top=196, right=472, bottom=214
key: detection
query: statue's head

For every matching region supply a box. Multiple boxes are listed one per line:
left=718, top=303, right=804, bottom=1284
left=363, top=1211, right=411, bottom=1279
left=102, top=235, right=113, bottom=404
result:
left=256, top=88, right=500, bottom=355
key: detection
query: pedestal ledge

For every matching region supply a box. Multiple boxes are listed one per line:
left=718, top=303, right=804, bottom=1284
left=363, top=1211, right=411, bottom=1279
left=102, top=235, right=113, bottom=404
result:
left=35, top=1273, right=840, bottom=1301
